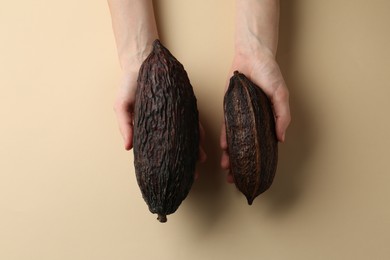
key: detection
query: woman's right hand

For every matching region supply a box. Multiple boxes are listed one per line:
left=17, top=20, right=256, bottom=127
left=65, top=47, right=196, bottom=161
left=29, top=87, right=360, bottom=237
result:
left=220, top=43, right=291, bottom=183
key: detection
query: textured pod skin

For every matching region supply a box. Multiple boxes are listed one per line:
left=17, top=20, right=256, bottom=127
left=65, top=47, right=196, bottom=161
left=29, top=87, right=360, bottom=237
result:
left=224, top=71, right=278, bottom=205
left=133, top=40, right=199, bottom=223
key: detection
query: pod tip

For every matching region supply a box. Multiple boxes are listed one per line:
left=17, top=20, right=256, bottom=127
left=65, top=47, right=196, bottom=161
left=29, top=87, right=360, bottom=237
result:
left=157, top=214, right=167, bottom=223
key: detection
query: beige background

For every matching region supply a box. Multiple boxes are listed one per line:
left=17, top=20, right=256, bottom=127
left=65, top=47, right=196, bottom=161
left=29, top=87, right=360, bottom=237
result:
left=1, top=0, right=390, bottom=259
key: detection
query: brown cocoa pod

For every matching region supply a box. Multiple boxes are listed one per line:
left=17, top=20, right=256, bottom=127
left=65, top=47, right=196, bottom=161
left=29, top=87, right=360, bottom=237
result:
left=133, top=40, right=199, bottom=223
left=224, top=71, right=278, bottom=205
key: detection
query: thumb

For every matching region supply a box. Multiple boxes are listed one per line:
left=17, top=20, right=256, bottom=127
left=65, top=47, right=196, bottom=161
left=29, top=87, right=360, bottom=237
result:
left=114, top=100, right=134, bottom=150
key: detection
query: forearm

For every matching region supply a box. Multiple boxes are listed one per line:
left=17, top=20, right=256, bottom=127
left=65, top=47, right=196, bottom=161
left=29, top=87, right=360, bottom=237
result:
left=107, top=0, right=158, bottom=72
left=235, top=0, right=280, bottom=57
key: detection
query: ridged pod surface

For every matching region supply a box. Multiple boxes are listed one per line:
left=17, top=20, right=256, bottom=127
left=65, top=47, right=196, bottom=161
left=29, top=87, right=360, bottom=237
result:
left=224, top=71, right=278, bottom=205
left=133, top=40, right=199, bottom=223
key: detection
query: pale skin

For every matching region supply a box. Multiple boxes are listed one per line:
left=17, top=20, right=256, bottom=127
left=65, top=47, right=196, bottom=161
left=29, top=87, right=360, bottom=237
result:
left=107, top=0, right=206, bottom=179
left=222, top=0, right=291, bottom=183
left=107, top=0, right=290, bottom=183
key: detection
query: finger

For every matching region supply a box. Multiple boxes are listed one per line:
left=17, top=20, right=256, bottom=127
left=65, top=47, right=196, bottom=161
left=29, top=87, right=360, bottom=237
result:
left=124, top=127, right=133, bottom=150
left=198, top=146, right=207, bottom=163
left=220, top=122, right=230, bottom=170
left=271, top=86, right=291, bottom=142
left=114, top=100, right=134, bottom=150
left=220, top=150, right=230, bottom=170
left=199, top=122, right=205, bottom=143
left=248, top=59, right=291, bottom=142
left=220, top=123, right=228, bottom=150
left=198, top=122, right=207, bottom=162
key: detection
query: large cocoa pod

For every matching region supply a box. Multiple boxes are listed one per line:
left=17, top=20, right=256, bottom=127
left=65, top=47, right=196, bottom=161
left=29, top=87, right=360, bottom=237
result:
left=133, top=40, right=199, bottom=223
left=224, top=71, right=278, bottom=205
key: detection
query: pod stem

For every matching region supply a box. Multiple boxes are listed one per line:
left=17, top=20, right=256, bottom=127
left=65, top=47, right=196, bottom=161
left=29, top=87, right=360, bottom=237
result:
left=157, top=214, right=167, bottom=223
left=246, top=196, right=254, bottom=206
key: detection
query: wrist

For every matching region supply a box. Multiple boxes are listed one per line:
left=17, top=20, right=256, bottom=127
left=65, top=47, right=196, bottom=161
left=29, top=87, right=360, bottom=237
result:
left=119, top=38, right=156, bottom=73
left=234, top=39, right=275, bottom=61
left=234, top=0, right=280, bottom=57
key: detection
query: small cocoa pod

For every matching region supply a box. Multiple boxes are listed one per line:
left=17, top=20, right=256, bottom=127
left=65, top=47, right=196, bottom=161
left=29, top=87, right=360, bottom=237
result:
left=224, top=71, right=278, bottom=205
left=133, top=40, right=199, bottom=223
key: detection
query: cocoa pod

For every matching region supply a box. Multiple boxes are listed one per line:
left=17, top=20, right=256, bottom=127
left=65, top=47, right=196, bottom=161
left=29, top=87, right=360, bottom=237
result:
left=133, top=40, right=199, bottom=223
left=223, top=71, right=278, bottom=205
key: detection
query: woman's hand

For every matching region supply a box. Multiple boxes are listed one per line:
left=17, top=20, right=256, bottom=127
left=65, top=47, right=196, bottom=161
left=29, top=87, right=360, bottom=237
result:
left=108, top=0, right=159, bottom=149
left=220, top=0, right=290, bottom=183
left=113, top=70, right=138, bottom=151
left=113, top=58, right=207, bottom=176
left=220, top=41, right=291, bottom=184
left=108, top=0, right=206, bottom=176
